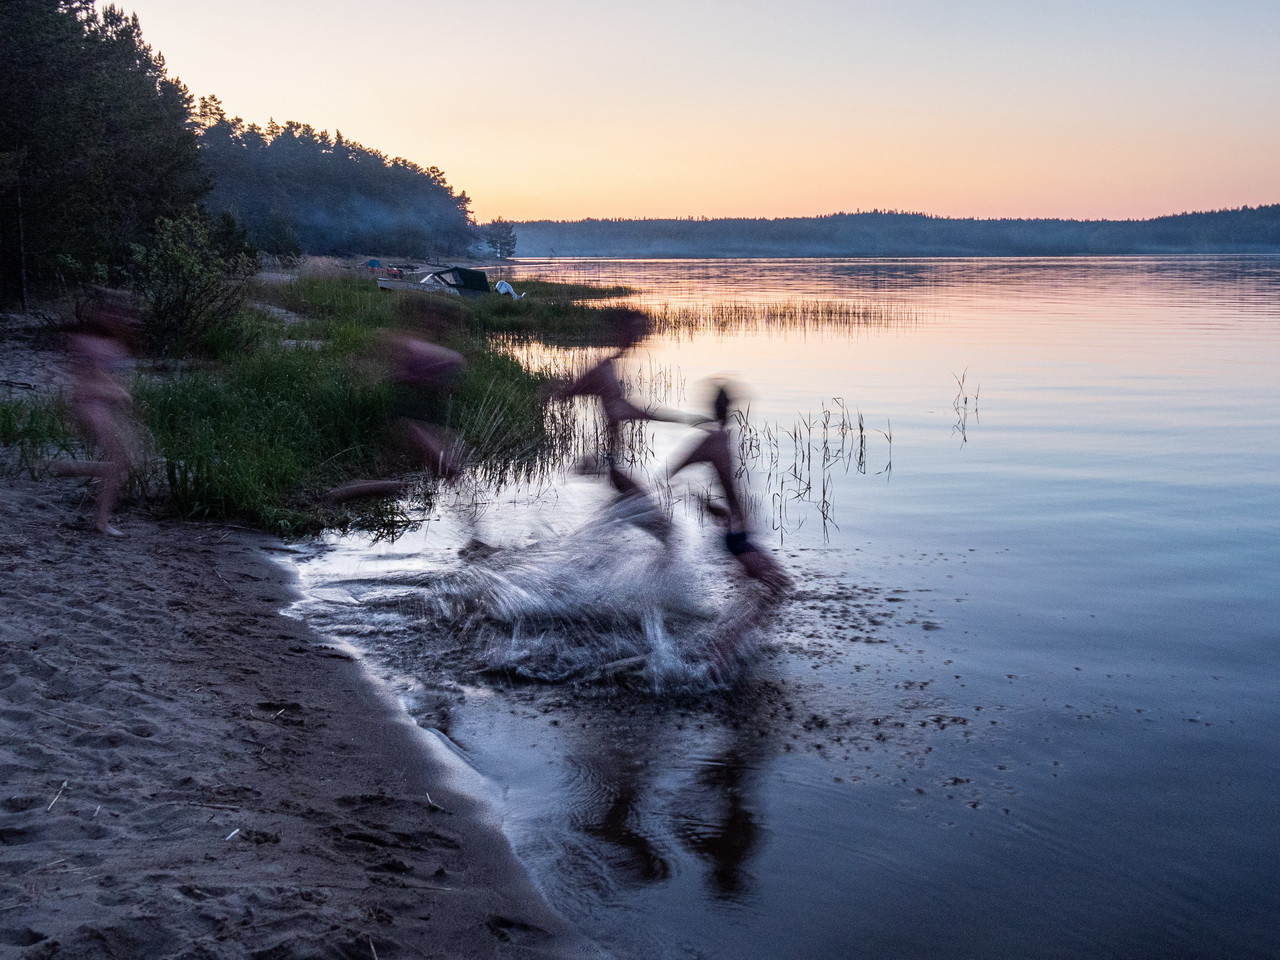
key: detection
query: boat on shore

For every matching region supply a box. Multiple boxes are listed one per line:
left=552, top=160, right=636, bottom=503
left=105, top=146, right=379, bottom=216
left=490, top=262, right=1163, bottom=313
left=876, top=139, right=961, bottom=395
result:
left=376, top=266, right=491, bottom=297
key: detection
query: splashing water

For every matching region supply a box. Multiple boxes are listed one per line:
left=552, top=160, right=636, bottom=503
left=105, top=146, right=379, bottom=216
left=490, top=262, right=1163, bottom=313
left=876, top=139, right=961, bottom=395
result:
left=298, top=496, right=784, bottom=694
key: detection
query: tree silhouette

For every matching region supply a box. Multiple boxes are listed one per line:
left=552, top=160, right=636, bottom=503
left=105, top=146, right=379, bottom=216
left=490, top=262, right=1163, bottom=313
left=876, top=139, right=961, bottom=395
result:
left=480, top=218, right=517, bottom=259
left=0, top=1, right=205, bottom=304
left=196, top=99, right=476, bottom=260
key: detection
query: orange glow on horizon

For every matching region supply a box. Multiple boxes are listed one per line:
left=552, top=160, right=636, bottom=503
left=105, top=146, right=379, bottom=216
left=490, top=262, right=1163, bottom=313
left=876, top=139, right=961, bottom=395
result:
left=119, top=0, right=1280, bottom=226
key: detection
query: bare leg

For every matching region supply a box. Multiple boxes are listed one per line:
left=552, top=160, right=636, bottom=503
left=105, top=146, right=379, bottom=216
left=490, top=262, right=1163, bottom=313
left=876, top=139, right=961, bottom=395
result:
left=322, top=479, right=408, bottom=505
left=601, top=417, right=671, bottom=542
left=607, top=465, right=643, bottom=498
left=399, top=419, right=467, bottom=482
left=89, top=453, right=128, bottom=535
left=734, top=548, right=794, bottom=598
left=607, top=467, right=671, bottom=542
left=45, top=459, right=127, bottom=536
left=47, top=400, right=135, bottom=537
left=323, top=420, right=466, bottom=505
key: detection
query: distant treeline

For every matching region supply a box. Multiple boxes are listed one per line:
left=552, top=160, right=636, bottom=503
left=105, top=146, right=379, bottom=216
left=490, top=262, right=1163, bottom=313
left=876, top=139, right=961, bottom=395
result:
left=195, top=97, right=474, bottom=260
left=514, top=207, right=1280, bottom=258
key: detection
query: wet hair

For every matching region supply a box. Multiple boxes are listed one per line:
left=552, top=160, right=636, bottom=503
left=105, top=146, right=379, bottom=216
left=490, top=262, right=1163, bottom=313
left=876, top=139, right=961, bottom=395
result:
left=714, top=386, right=731, bottom=425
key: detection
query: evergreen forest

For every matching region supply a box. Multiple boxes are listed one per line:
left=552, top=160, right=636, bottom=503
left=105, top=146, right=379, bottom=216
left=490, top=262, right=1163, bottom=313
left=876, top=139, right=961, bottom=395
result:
left=194, top=97, right=475, bottom=261
left=0, top=0, right=205, bottom=305
left=0, top=1, right=476, bottom=308
left=3, top=1, right=1278, bottom=311
left=514, top=207, right=1280, bottom=259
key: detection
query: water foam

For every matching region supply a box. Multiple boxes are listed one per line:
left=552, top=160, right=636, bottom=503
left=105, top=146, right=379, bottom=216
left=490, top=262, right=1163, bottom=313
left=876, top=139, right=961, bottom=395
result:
left=299, top=497, right=779, bottom=693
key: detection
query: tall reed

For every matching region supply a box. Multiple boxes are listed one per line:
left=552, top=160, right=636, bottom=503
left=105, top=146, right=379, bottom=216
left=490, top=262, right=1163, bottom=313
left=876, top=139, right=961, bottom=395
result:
left=647, top=300, right=921, bottom=339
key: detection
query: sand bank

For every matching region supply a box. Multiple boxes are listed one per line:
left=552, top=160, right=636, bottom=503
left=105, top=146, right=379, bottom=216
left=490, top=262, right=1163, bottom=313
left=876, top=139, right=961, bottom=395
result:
left=0, top=314, right=600, bottom=958
left=0, top=476, right=601, bottom=959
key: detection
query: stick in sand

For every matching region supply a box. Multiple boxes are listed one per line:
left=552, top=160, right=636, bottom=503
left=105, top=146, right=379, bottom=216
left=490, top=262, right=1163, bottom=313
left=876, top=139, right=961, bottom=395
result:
left=46, top=780, right=67, bottom=812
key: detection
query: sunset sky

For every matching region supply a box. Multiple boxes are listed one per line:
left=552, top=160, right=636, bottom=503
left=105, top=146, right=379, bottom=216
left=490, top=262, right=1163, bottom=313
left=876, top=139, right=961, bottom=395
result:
left=121, top=0, right=1280, bottom=223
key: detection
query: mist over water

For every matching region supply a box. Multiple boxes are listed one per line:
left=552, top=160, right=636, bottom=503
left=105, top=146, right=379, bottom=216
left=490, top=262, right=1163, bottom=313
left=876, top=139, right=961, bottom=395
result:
left=293, top=257, right=1280, bottom=960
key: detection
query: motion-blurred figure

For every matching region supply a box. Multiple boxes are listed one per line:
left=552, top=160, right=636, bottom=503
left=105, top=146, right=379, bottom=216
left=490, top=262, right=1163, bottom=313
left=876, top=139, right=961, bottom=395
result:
left=46, top=294, right=141, bottom=536
left=671, top=729, right=768, bottom=900
left=545, top=309, right=701, bottom=540
left=322, top=329, right=468, bottom=504
left=670, top=383, right=793, bottom=670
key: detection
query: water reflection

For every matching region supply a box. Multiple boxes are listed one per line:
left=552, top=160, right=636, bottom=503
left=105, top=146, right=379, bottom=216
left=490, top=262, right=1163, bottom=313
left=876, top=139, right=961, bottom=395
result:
left=551, top=687, right=777, bottom=907
left=293, top=256, right=1280, bottom=960
left=669, top=726, right=767, bottom=902
left=951, top=368, right=980, bottom=445
left=502, top=254, right=1280, bottom=314
left=485, top=333, right=898, bottom=544
left=650, top=300, right=923, bottom=340
left=570, top=726, right=673, bottom=885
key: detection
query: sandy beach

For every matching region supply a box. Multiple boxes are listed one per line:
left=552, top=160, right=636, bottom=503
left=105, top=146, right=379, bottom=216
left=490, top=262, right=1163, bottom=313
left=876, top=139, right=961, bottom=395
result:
left=1, top=315, right=600, bottom=958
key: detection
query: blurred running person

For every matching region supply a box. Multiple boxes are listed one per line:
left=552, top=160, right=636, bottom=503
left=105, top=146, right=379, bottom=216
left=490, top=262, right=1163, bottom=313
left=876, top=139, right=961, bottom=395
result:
left=669, top=384, right=793, bottom=593
left=46, top=294, right=141, bottom=536
left=322, top=329, right=468, bottom=505
left=545, top=309, right=703, bottom=540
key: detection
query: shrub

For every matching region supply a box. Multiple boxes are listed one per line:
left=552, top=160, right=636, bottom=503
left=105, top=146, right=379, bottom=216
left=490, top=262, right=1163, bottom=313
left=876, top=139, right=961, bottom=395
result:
left=130, top=211, right=258, bottom=356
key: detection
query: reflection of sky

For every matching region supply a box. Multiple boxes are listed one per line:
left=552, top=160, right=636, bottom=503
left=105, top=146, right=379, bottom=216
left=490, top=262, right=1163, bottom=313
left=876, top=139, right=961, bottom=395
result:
left=499, top=260, right=1280, bottom=566
left=121, top=2, right=1280, bottom=221
left=507, top=257, right=1280, bottom=394
left=517, top=259, right=1280, bottom=644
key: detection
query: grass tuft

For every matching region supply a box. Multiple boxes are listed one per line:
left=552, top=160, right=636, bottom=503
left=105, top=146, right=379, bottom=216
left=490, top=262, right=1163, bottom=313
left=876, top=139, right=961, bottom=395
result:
left=0, top=396, right=76, bottom=475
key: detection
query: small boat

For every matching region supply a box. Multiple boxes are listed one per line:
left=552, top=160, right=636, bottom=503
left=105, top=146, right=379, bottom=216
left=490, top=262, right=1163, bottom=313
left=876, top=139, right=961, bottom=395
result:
left=377, top=266, right=491, bottom=297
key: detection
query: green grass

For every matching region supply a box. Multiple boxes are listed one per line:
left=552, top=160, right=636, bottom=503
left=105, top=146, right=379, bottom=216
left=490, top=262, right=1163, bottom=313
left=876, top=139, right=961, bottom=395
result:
left=134, top=273, right=583, bottom=534
left=2, top=271, right=642, bottom=535
left=464, top=295, right=629, bottom=342
left=256, top=272, right=642, bottom=342
left=649, top=299, right=922, bottom=336
left=256, top=273, right=396, bottom=327
left=0, top=395, right=76, bottom=475
left=201, top=306, right=286, bottom=361
left=467, top=277, right=639, bottom=342
left=138, top=346, right=397, bottom=533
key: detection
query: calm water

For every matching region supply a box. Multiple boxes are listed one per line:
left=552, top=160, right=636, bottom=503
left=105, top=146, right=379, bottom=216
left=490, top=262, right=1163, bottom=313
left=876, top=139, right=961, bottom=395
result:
left=293, top=257, right=1280, bottom=959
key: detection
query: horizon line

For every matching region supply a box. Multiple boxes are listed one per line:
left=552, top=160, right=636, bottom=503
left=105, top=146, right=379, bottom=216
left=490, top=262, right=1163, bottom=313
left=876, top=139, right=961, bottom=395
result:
left=496, top=203, right=1280, bottom=226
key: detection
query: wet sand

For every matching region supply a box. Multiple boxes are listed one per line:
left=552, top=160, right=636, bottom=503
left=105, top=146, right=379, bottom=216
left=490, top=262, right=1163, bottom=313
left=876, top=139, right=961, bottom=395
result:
left=0, top=477, right=602, bottom=959
left=0, top=314, right=601, bottom=959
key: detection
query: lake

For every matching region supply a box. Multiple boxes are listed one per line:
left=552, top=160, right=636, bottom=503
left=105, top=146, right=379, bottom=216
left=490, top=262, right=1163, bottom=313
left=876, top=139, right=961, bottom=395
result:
left=290, top=257, right=1280, bottom=959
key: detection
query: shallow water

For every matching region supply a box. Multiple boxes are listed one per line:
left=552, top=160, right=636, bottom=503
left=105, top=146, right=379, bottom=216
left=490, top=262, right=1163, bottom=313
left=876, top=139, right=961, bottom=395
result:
left=292, top=257, right=1280, bottom=959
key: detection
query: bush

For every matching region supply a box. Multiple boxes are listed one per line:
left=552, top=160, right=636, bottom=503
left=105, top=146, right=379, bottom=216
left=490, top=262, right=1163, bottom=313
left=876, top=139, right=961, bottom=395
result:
left=130, top=211, right=258, bottom=356
left=138, top=345, right=396, bottom=532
